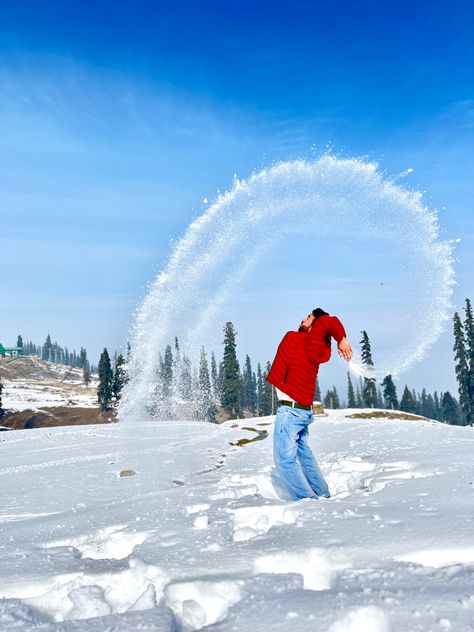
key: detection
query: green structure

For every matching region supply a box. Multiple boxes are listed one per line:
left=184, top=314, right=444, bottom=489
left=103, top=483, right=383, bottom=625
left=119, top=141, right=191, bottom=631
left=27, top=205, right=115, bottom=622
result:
left=0, top=343, right=24, bottom=358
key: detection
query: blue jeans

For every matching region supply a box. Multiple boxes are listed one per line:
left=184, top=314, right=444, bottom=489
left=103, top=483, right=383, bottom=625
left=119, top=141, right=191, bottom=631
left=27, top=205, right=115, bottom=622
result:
left=273, top=405, right=329, bottom=500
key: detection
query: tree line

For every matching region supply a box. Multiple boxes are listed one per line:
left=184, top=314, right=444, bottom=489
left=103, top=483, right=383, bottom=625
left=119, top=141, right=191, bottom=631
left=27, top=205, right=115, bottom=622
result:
left=17, top=334, right=96, bottom=374
left=8, top=298, right=474, bottom=425
left=109, top=298, right=471, bottom=425
left=95, top=323, right=275, bottom=420
left=340, top=371, right=463, bottom=424
left=98, top=299, right=474, bottom=425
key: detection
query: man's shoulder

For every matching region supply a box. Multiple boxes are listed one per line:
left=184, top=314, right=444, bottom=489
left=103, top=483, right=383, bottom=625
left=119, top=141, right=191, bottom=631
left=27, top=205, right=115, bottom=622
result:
left=276, top=331, right=305, bottom=350
left=309, top=314, right=332, bottom=334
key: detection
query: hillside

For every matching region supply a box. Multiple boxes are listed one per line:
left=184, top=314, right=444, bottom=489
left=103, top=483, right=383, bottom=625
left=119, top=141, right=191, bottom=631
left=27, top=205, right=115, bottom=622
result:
left=0, top=356, right=113, bottom=429
left=0, top=411, right=473, bottom=630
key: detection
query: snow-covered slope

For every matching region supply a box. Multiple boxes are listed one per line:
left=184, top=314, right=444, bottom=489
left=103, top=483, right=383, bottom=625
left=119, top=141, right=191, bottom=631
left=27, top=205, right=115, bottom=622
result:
left=0, top=357, right=98, bottom=411
left=0, top=411, right=473, bottom=631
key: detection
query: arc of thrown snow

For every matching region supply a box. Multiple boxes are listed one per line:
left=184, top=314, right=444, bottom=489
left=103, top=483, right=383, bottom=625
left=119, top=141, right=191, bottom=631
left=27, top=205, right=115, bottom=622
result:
left=118, top=156, right=455, bottom=421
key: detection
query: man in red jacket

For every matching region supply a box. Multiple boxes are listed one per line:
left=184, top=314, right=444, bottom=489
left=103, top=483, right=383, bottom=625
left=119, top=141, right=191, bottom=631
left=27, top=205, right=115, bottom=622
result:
left=267, top=308, right=352, bottom=500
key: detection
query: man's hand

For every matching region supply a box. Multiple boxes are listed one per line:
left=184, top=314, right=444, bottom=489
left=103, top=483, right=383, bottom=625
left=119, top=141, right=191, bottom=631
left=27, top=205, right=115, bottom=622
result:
left=337, top=337, right=353, bottom=362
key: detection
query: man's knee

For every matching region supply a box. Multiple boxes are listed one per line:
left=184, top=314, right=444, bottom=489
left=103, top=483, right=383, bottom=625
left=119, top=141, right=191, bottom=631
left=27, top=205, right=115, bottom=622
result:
left=274, top=448, right=297, bottom=466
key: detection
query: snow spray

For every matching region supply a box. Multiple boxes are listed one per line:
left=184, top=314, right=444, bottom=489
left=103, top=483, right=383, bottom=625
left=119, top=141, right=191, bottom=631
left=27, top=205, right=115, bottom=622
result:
left=118, top=156, right=455, bottom=421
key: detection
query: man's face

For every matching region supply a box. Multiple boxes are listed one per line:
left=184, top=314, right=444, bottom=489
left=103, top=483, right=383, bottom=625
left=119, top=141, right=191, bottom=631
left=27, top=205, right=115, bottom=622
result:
left=299, top=313, right=315, bottom=332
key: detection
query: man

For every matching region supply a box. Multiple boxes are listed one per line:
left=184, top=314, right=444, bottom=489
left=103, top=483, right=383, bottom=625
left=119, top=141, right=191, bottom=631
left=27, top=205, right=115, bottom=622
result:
left=267, top=308, right=352, bottom=500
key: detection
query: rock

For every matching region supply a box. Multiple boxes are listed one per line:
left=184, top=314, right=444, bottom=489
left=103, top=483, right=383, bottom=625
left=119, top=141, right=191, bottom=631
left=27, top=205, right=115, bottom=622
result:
left=119, top=469, right=136, bottom=477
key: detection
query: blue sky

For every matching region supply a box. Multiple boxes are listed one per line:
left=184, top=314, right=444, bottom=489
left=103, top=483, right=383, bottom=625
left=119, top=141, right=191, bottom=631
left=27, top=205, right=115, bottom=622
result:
left=1, top=0, right=473, bottom=398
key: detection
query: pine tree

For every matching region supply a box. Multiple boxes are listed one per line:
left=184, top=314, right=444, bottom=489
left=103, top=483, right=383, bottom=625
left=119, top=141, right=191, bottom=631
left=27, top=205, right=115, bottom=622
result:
left=256, top=363, right=264, bottom=415
left=171, top=338, right=182, bottom=394
left=239, top=369, right=246, bottom=410
left=323, top=390, right=334, bottom=409
left=414, top=389, right=421, bottom=414
left=16, top=335, right=23, bottom=349
left=242, top=355, right=256, bottom=414
left=381, top=375, right=398, bottom=409
left=161, top=345, right=173, bottom=399
left=463, top=300, right=474, bottom=425
left=360, top=330, right=377, bottom=407
left=192, top=365, right=199, bottom=391
left=83, top=359, right=91, bottom=386
left=252, top=371, right=257, bottom=411
left=355, top=385, right=363, bottom=407
left=347, top=372, right=356, bottom=408
left=420, top=388, right=428, bottom=417
left=156, top=352, right=163, bottom=397
left=179, top=354, right=192, bottom=398
left=425, top=394, right=436, bottom=420
left=417, top=391, right=424, bottom=415
left=217, top=359, right=224, bottom=400
left=81, top=348, right=87, bottom=368
left=97, top=348, right=113, bottom=411
left=79, top=347, right=87, bottom=369
left=314, top=378, right=321, bottom=403
left=113, top=353, right=126, bottom=399
left=220, top=322, right=241, bottom=417
left=441, top=391, right=462, bottom=425
left=261, top=361, right=274, bottom=415
left=210, top=351, right=218, bottom=398
left=412, top=389, right=419, bottom=415
left=323, top=387, right=339, bottom=409
left=400, top=385, right=416, bottom=413
left=42, top=334, right=52, bottom=361
left=198, top=347, right=216, bottom=422
left=453, top=311, right=470, bottom=421
left=433, top=391, right=441, bottom=420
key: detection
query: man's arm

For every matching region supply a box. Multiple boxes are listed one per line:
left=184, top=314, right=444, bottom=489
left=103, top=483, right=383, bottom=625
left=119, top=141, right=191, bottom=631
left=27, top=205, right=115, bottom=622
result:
left=327, top=315, right=346, bottom=343
left=329, top=316, right=352, bottom=362
left=337, top=337, right=352, bottom=361
left=329, top=316, right=353, bottom=362
left=306, top=315, right=351, bottom=365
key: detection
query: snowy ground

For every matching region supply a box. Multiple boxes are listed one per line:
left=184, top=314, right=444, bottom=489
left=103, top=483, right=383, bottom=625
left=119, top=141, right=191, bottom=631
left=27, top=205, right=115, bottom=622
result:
left=0, top=357, right=98, bottom=411
left=1, top=410, right=473, bottom=631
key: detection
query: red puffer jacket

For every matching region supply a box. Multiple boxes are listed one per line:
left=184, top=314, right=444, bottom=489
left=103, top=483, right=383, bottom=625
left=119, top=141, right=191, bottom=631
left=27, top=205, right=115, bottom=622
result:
left=267, top=315, right=346, bottom=407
